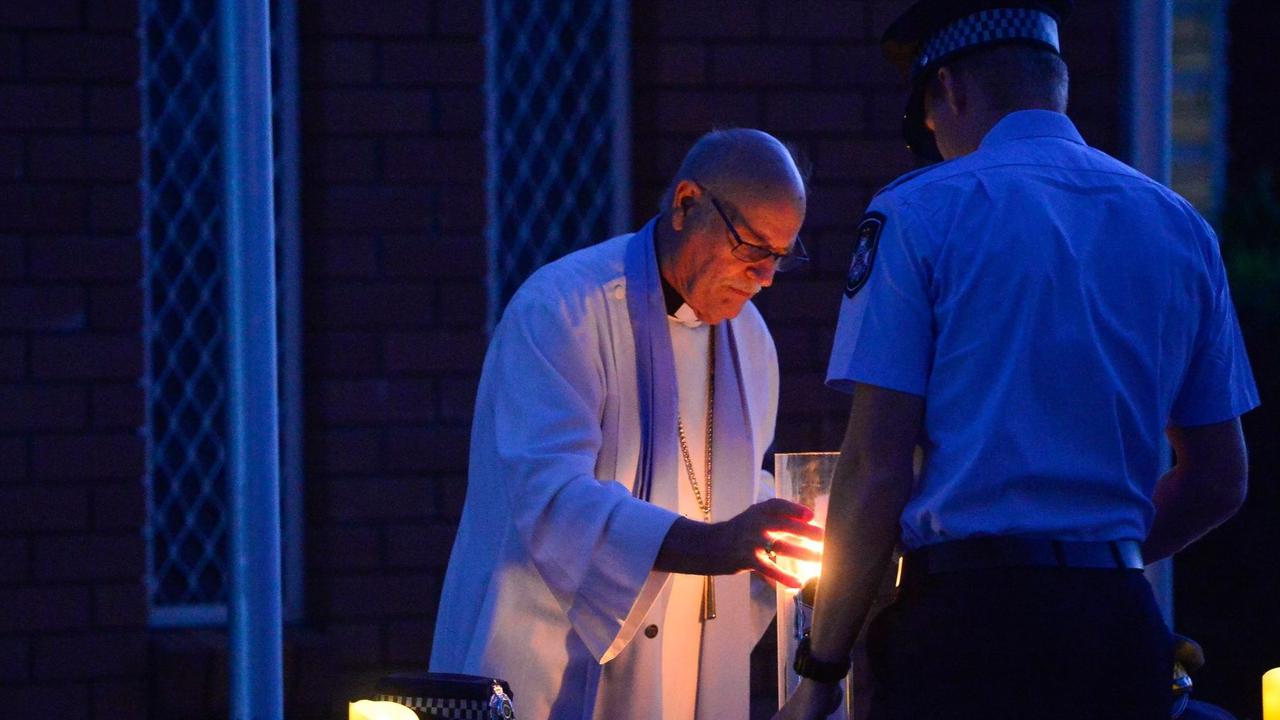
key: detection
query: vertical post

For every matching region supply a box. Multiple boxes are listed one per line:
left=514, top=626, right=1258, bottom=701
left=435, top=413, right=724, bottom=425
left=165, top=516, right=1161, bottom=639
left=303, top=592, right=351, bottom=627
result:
left=272, top=0, right=305, bottom=624
left=1125, top=0, right=1175, bottom=628
left=608, top=0, right=632, bottom=235
left=219, top=0, right=284, bottom=717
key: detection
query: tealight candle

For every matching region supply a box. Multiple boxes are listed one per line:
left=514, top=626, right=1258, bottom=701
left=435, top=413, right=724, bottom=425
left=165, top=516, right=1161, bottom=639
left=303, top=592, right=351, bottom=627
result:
left=1264, top=667, right=1280, bottom=720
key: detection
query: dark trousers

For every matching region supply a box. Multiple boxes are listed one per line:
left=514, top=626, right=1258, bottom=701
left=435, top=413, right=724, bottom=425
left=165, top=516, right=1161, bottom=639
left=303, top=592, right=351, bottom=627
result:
left=865, top=565, right=1172, bottom=720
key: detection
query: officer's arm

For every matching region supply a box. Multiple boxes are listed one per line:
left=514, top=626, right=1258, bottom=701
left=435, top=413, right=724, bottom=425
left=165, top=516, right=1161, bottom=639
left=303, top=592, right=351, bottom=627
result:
left=1142, top=418, right=1248, bottom=562
left=805, top=382, right=924, bottom=668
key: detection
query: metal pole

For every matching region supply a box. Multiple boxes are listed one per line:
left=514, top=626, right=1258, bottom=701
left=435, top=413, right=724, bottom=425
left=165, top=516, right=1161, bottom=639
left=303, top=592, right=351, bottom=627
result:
left=219, top=0, right=284, bottom=716
left=1125, top=0, right=1176, bottom=628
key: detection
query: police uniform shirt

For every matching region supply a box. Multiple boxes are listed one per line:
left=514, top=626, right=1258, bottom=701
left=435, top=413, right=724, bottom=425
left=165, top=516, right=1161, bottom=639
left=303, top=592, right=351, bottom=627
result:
left=827, top=109, right=1260, bottom=550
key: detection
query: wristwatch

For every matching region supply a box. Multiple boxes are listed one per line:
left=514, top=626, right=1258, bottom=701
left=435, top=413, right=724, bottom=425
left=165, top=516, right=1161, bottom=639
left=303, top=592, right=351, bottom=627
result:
left=793, top=633, right=850, bottom=684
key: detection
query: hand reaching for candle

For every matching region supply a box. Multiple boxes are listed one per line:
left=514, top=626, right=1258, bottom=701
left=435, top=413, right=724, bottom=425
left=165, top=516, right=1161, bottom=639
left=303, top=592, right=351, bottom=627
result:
left=655, top=498, right=824, bottom=588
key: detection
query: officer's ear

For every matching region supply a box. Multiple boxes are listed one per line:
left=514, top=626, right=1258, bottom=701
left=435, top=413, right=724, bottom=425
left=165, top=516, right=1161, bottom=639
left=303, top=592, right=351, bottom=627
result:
left=935, top=65, right=968, bottom=117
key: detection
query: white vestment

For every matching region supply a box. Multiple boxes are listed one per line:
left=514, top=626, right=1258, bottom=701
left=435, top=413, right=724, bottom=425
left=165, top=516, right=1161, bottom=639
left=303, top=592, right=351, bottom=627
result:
left=430, top=231, right=778, bottom=719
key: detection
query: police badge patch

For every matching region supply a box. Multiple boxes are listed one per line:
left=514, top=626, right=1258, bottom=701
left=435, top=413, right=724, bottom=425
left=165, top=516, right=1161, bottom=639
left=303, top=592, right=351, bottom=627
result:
left=845, top=212, right=884, bottom=298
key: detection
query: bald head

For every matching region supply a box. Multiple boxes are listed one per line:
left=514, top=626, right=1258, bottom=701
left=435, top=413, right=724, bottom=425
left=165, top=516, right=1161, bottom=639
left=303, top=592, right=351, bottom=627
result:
left=661, top=128, right=808, bottom=214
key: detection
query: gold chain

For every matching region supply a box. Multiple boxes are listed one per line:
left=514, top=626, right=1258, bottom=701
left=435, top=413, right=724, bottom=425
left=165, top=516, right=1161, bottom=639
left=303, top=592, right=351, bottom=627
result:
left=676, top=325, right=715, bottom=521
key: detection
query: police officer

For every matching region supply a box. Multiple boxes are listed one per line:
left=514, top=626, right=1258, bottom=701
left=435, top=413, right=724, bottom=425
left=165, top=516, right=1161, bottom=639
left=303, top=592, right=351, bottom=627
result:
left=775, top=2, right=1260, bottom=719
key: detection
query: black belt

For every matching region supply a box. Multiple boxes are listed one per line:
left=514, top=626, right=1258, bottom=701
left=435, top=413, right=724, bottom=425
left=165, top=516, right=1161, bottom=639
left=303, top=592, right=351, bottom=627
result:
left=903, top=537, right=1144, bottom=579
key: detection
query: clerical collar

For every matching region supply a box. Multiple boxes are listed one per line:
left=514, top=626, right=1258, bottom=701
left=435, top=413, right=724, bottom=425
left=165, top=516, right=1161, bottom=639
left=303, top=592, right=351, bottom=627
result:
left=655, top=224, right=703, bottom=327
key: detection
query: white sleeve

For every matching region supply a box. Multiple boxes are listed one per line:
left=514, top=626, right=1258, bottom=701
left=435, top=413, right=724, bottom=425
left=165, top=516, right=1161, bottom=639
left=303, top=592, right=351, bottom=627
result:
left=488, top=291, right=680, bottom=662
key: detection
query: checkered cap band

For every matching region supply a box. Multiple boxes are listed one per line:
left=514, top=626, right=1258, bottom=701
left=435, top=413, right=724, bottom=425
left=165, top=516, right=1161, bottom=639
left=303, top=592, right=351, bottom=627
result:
left=375, top=693, right=514, bottom=720
left=912, top=8, right=1059, bottom=78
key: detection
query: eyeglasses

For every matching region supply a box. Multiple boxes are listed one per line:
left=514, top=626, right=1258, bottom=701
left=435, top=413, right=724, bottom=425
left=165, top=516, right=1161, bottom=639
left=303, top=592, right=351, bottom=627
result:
left=704, top=192, right=809, bottom=273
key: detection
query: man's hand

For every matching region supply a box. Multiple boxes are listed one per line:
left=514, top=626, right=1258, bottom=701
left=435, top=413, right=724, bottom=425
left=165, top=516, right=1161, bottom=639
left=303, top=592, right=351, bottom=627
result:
left=655, top=498, right=824, bottom=587
left=772, top=678, right=843, bottom=720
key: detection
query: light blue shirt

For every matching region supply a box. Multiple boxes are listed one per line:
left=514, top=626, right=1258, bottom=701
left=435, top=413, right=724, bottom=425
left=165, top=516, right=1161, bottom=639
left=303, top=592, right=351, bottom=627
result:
left=827, top=110, right=1260, bottom=549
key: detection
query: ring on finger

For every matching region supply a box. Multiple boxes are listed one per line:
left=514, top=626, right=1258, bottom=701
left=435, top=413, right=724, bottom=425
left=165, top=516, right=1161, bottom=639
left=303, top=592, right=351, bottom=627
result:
left=764, top=538, right=777, bottom=563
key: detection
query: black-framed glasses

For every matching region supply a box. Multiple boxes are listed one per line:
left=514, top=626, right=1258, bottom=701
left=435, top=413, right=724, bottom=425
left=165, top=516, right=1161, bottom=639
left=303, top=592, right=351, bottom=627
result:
left=706, top=193, right=809, bottom=273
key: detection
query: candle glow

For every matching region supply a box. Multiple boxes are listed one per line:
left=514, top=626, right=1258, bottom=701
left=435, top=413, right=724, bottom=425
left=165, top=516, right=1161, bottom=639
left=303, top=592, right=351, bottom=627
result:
left=1264, top=667, right=1280, bottom=720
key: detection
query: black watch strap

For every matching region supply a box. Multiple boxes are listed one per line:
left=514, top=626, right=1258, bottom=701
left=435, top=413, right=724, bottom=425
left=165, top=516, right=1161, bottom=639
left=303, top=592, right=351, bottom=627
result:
left=793, top=634, right=850, bottom=684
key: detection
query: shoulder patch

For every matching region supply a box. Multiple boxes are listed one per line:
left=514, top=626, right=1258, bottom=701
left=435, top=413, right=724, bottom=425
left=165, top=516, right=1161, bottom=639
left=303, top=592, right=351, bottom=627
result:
left=844, top=212, right=884, bottom=299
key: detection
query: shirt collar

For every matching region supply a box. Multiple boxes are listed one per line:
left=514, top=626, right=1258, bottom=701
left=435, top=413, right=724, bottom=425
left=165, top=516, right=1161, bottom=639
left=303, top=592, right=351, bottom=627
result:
left=979, top=109, right=1085, bottom=150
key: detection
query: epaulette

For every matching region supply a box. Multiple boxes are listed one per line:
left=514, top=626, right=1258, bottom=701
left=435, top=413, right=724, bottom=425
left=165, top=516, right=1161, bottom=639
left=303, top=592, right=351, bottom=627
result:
left=872, top=159, right=951, bottom=200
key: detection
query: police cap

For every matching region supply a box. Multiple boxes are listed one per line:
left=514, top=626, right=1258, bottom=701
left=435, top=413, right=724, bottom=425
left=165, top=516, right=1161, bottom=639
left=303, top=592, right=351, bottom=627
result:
left=881, top=0, right=1072, bottom=161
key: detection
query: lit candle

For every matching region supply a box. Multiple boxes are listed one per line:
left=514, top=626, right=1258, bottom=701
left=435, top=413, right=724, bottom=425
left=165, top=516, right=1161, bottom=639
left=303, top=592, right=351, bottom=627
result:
left=1264, top=667, right=1280, bottom=720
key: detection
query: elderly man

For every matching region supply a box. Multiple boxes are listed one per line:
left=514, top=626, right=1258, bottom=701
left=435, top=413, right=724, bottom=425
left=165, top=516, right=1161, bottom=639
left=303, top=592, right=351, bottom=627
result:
left=778, top=2, right=1258, bottom=719
left=431, top=128, right=822, bottom=719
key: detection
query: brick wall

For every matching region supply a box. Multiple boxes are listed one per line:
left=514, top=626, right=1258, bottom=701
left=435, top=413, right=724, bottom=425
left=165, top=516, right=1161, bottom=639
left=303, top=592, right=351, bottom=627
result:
left=0, top=1, right=148, bottom=718
left=0, top=1, right=1126, bottom=718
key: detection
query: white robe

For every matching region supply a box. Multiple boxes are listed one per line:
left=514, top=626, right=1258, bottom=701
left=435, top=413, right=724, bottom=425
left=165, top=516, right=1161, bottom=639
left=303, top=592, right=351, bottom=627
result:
left=430, top=232, right=778, bottom=719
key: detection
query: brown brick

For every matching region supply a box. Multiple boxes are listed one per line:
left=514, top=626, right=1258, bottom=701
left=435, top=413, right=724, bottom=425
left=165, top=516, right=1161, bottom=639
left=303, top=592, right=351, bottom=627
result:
left=88, top=85, right=140, bottom=130
left=640, top=89, right=763, bottom=134
left=0, top=383, right=87, bottom=430
left=323, top=572, right=438, bottom=618
left=308, top=428, right=383, bottom=475
left=30, top=432, right=144, bottom=479
left=325, top=623, right=383, bottom=668
left=0, top=586, right=91, bottom=632
left=437, top=3, right=482, bottom=36
left=0, top=334, right=25, bottom=377
left=318, top=378, right=392, bottom=425
left=387, top=378, right=434, bottom=422
left=710, top=44, right=813, bottom=86
left=317, top=137, right=378, bottom=182
left=0, top=86, right=83, bottom=130
left=28, top=134, right=140, bottom=180
left=383, top=136, right=484, bottom=182
left=34, top=533, right=145, bottom=581
left=383, top=234, right=487, bottom=280
left=88, top=284, right=141, bottom=331
left=29, top=235, right=141, bottom=280
left=804, top=183, right=874, bottom=232
left=634, top=43, right=707, bottom=86
left=381, top=41, right=484, bottom=85
left=435, top=281, right=485, bottom=328
left=0, top=0, right=80, bottom=27
left=815, top=44, right=898, bottom=88
left=91, top=482, right=144, bottom=530
left=0, top=636, right=28, bottom=681
left=766, top=91, right=865, bottom=133
left=89, top=183, right=140, bottom=232
left=0, top=134, right=22, bottom=181
left=0, top=285, right=85, bottom=330
left=0, top=33, right=19, bottom=80
left=315, top=233, right=379, bottom=278
left=433, top=87, right=483, bottom=133
left=307, top=330, right=383, bottom=376
left=321, top=186, right=435, bottom=232
left=310, top=39, right=377, bottom=85
left=317, top=0, right=431, bottom=36
left=33, top=631, right=147, bottom=680
left=437, top=374, right=479, bottom=423
left=325, top=476, right=432, bottom=521
left=434, top=474, right=468, bottom=520
left=778, top=371, right=848, bottom=418
left=634, top=0, right=762, bottom=39
left=318, top=281, right=435, bottom=329
left=90, top=381, right=143, bottom=429
left=766, top=1, right=869, bottom=40
left=0, top=484, right=89, bottom=531
left=26, top=33, right=138, bottom=82
left=867, top=88, right=910, bottom=139
left=0, top=684, right=89, bottom=720
left=86, top=0, right=139, bottom=31
left=0, top=436, right=26, bottom=481
left=386, top=617, right=435, bottom=663
left=0, top=537, right=28, bottom=582
left=813, top=138, right=915, bottom=184
left=386, top=427, right=469, bottom=473
left=91, top=679, right=147, bottom=718
left=385, top=330, right=487, bottom=374
left=92, top=582, right=147, bottom=627
left=320, top=88, right=433, bottom=133
left=30, top=333, right=142, bottom=380
left=0, top=184, right=87, bottom=232
left=307, top=524, right=379, bottom=570
left=386, top=522, right=456, bottom=568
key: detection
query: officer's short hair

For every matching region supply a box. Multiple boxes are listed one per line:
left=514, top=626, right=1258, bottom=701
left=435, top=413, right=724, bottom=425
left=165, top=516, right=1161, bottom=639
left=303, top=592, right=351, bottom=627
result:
left=928, top=43, right=1069, bottom=114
